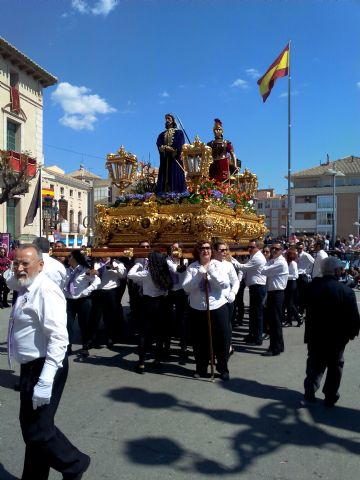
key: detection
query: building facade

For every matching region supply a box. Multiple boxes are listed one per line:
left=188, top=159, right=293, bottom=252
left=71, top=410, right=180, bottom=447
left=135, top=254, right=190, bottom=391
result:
left=0, top=36, right=57, bottom=239
left=255, top=189, right=288, bottom=238
left=291, top=155, right=360, bottom=239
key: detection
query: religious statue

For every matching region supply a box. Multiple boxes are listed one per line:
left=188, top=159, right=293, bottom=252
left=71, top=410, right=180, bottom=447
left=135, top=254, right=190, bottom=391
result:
left=207, top=118, right=237, bottom=183
left=156, top=113, right=186, bottom=194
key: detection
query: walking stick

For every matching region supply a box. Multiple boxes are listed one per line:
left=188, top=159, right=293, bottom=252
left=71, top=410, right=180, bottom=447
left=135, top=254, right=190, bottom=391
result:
left=204, top=272, right=215, bottom=382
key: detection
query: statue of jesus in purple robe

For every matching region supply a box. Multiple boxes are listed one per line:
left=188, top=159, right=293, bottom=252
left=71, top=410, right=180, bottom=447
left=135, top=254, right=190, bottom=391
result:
left=156, top=114, right=186, bottom=194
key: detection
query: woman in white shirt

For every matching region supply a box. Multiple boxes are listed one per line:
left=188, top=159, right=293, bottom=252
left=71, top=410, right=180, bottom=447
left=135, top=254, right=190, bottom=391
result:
left=182, top=240, right=231, bottom=380
left=284, top=249, right=302, bottom=327
left=64, top=250, right=100, bottom=357
left=128, top=251, right=173, bottom=373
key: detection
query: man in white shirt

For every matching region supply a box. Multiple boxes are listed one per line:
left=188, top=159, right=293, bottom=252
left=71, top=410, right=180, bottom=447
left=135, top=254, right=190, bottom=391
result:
left=260, top=242, right=289, bottom=356
left=8, top=244, right=90, bottom=480
left=237, top=239, right=267, bottom=346
left=296, top=241, right=315, bottom=316
left=311, top=240, right=328, bottom=279
left=33, top=237, right=66, bottom=289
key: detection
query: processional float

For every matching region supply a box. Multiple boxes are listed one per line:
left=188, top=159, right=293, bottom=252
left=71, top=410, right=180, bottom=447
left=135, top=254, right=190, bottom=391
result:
left=52, top=137, right=266, bottom=259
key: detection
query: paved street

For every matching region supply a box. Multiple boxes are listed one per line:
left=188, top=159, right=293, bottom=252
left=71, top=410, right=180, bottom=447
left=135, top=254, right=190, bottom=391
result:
left=1, top=289, right=360, bottom=480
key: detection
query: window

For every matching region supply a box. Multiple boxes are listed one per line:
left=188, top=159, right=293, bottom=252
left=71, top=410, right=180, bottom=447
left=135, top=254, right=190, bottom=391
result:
left=317, top=195, right=333, bottom=209
left=317, top=211, right=333, bottom=225
left=295, top=212, right=316, bottom=220
left=60, top=187, right=64, bottom=195
left=295, top=195, right=316, bottom=204
left=257, top=202, right=263, bottom=209
left=7, top=120, right=19, bottom=150
left=78, top=211, right=82, bottom=228
left=78, top=191, right=81, bottom=199
left=50, top=184, right=54, bottom=190
left=69, top=189, right=73, bottom=197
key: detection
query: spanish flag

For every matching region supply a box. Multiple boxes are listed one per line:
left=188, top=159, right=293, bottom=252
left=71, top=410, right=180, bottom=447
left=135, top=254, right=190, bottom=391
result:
left=257, top=44, right=289, bottom=102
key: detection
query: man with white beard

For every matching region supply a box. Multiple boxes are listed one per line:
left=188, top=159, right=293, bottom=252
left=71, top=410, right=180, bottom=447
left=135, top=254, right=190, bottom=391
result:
left=7, top=244, right=90, bottom=480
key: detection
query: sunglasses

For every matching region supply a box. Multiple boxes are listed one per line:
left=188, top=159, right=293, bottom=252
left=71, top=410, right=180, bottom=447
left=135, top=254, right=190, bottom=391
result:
left=263, top=250, right=270, bottom=253
left=271, top=247, right=281, bottom=251
left=200, top=246, right=211, bottom=251
left=219, top=248, right=228, bottom=253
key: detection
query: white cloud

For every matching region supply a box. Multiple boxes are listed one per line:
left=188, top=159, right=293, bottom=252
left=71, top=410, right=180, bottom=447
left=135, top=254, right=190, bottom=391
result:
left=357, top=81, right=360, bottom=88
left=120, top=100, right=136, bottom=114
left=279, top=89, right=299, bottom=98
left=71, top=0, right=118, bottom=16
left=51, top=82, right=116, bottom=131
left=245, top=68, right=260, bottom=79
left=159, top=91, right=170, bottom=98
left=230, top=78, right=248, bottom=89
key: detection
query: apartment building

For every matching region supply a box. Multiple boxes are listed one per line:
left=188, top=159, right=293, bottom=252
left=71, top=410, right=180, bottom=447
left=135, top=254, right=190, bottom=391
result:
left=255, top=189, right=288, bottom=238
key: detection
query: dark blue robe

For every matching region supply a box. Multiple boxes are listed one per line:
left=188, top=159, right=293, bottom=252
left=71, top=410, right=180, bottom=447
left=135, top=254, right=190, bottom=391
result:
left=156, top=128, right=186, bottom=194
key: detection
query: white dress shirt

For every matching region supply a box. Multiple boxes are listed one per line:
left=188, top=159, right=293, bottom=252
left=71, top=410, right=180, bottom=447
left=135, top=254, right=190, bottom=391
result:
left=312, top=249, right=328, bottom=279
left=64, top=265, right=101, bottom=299
left=237, top=250, right=266, bottom=287
left=182, top=259, right=230, bottom=311
left=9, top=271, right=68, bottom=382
left=166, top=257, right=188, bottom=292
left=221, top=260, right=240, bottom=303
left=287, top=260, right=299, bottom=281
left=94, top=260, right=127, bottom=290
left=297, top=251, right=315, bottom=275
left=128, top=263, right=168, bottom=297
left=261, top=255, right=289, bottom=291
left=43, top=253, right=67, bottom=289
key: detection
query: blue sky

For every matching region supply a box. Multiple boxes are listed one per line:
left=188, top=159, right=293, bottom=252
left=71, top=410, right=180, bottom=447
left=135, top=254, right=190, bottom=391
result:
left=1, top=0, right=360, bottom=193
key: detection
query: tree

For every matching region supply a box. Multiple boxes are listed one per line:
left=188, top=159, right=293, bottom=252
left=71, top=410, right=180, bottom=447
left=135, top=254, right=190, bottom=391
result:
left=0, top=150, right=36, bottom=204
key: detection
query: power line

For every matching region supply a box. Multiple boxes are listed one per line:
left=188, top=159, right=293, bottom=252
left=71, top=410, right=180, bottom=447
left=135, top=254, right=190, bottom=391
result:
left=44, top=143, right=105, bottom=160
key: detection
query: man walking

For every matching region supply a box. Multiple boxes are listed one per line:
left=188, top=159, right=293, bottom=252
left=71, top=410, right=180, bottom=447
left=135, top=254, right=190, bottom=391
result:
left=260, top=242, right=289, bottom=356
left=237, top=239, right=266, bottom=345
left=304, top=256, right=360, bottom=406
left=7, top=244, right=90, bottom=480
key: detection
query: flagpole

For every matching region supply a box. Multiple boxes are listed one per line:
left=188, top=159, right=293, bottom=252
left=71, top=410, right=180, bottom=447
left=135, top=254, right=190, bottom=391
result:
left=287, top=41, right=291, bottom=240
left=39, top=165, right=42, bottom=237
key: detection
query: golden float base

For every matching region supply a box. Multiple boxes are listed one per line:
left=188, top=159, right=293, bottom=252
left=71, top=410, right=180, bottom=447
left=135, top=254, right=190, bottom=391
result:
left=95, top=200, right=267, bottom=247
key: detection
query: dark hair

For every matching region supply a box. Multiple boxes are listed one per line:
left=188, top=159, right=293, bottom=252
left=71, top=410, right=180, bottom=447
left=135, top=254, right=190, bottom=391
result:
left=33, top=236, right=50, bottom=253
left=249, top=239, right=262, bottom=248
left=315, top=240, right=325, bottom=250
left=165, top=113, right=177, bottom=128
left=148, top=251, right=173, bottom=290
left=70, top=249, right=90, bottom=268
left=286, top=249, right=297, bottom=263
left=193, top=239, right=213, bottom=262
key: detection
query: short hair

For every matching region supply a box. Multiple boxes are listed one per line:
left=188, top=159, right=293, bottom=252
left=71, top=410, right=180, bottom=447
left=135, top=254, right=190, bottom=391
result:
left=69, top=249, right=90, bottom=268
left=33, top=236, right=50, bottom=253
left=249, top=239, right=261, bottom=248
left=16, top=244, right=43, bottom=261
left=212, top=239, right=227, bottom=251
left=321, top=256, right=342, bottom=276
left=315, top=240, right=325, bottom=250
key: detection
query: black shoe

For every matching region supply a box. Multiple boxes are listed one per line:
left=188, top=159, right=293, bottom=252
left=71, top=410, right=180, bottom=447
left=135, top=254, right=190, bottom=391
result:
left=67, top=345, right=74, bottom=356
left=219, top=372, right=230, bottom=381
left=324, top=394, right=339, bottom=408
left=106, top=339, right=114, bottom=349
left=304, top=392, right=316, bottom=403
left=193, top=371, right=207, bottom=379
left=134, top=363, right=145, bottom=374
left=261, top=350, right=280, bottom=357
left=2, top=302, right=10, bottom=308
left=78, top=348, right=89, bottom=357
left=150, top=360, right=162, bottom=369
left=63, top=454, right=90, bottom=480
left=244, top=335, right=255, bottom=344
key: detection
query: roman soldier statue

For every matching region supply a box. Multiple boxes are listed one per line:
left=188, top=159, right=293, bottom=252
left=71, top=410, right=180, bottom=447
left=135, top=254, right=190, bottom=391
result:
left=207, top=118, right=237, bottom=183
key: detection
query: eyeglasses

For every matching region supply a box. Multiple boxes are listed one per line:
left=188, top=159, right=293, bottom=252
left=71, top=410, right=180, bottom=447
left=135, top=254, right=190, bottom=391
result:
left=271, top=247, right=281, bottom=251
left=13, top=260, right=37, bottom=268
left=248, top=246, right=256, bottom=249
left=219, top=248, right=228, bottom=253
left=200, top=246, right=211, bottom=251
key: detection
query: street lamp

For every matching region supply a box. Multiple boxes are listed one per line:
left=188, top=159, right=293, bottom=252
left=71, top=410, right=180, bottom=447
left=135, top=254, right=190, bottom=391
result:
left=323, top=169, right=345, bottom=243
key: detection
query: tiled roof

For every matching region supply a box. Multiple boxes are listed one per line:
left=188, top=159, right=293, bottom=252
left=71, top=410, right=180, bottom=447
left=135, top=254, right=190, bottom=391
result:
left=291, top=156, right=360, bottom=178
left=67, top=166, right=101, bottom=180
left=0, top=36, right=57, bottom=87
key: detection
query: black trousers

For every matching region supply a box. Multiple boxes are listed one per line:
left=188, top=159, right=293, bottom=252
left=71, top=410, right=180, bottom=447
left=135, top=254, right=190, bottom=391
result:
left=189, top=303, right=231, bottom=375
left=66, top=296, right=92, bottom=348
left=19, top=357, right=88, bottom=480
left=167, top=289, right=189, bottom=350
left=234, top=279, right=246, bottom=324
left=91, top=288, right=123, bottom=343
left=284, top=280, right=300, bottom=323
left=304, top=345, right=345, bottom=402
left=248, top=284, right=266, bottom=342
left=267, top=290, right=285, bottom=354
left=297, top=275, right=310, bottom=315
left=137, top=295, right=167, bottom=363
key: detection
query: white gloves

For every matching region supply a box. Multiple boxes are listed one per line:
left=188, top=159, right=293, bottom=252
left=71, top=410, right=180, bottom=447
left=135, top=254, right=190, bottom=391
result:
left=227, top=292, right=236, bottom=304
left=32, top=379, right=53, bottom=410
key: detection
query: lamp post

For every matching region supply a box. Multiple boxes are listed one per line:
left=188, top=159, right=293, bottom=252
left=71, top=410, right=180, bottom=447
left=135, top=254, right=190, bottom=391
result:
left=323, top=169, right=345, bottom=244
